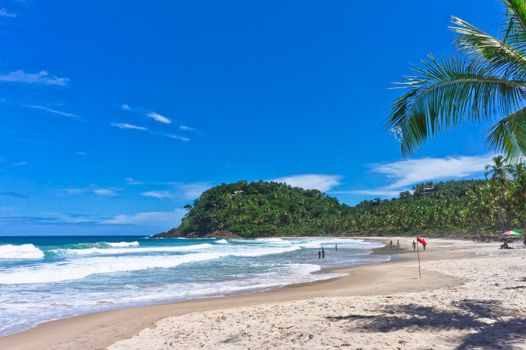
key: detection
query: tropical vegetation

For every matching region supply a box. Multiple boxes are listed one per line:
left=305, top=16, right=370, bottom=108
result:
left=388, top=0, right=526, bottom=160
left=155, top=157, right=526, bottom=238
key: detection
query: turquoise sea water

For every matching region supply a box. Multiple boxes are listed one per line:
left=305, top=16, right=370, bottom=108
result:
left=0, top=236, right=387, bottom=336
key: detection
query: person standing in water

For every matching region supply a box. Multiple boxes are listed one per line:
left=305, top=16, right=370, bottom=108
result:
left=412, top=240, right=416, bottom=251
left=321, top=246, right=325, bottom=259
left=318, top=250, right=321, bottom=259
left=335, top=243, right=338, bottom=251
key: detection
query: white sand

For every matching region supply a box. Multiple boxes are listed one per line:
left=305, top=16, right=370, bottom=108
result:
left=110, top=239, right=526, bottom=350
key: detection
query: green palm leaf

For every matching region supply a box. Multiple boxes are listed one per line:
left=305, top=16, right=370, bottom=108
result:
left=487, top=107, right=526, bottom=159
left=388, top=0, right=526, bottom=159
left=387, top=56, right=526, bottom=155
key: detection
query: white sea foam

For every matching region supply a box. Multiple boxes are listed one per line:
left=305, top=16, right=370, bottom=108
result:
left=254, top=237, right=292, bottom=245
left=0, top=244, right=44, bottom=260
left=57, top=243, right=214, bottom=256
left=0, top=245, right=299, bottom=285
left=291, top=238, right=384, bottom=249
left=107, top=241, right=139, bottom=247
left=0, top=237, right=388, bottom=336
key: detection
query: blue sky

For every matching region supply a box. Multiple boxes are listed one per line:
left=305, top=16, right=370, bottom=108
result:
left=0, top=0, right=504, bottom=235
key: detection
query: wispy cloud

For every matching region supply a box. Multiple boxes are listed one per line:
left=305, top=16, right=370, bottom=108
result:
left=93, top=188, right=117, bottom=197
left=101, top=209, right=186, bottom=227
left=24, top=104, right=79, bottom=118
left=164, top=134, right=190, bottom=142
left=125, top=177, right=143, bottom=185
left=0, top=8, right=16, bottom=18
left=110, top=123, right=148, bottom=131
left=271, top=174, right=342, bottom=192
left=121, top=104, right=132, bottom=111
left=147, top=111, right=171, bottom=124
left=372, top=154, right=493, bottom=190
left=58, top=187, right=119, bottom=197
left=141, top=190, right=173, bottom=199
left=341, top=154, right=494, bottom=199
left=180, top=125, right=196, bottom=131
left=0, top=191, right=28, bottom=198
left=11, top=161, right=27, bottom=166
left=0, top=70, right=69, bottom=86
left=178, top=182, right=212, bottom=199
left=111, top=124, right=190, bottom=142
left=331, top=189, right=402, bottom=198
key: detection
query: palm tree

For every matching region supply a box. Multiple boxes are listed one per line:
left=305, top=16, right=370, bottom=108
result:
left=485, top=156, right=513, bottom=229
left=485, top=155, right=513, bottom=185
left=387, top=0, right=526, bottom=159
left=511, top=162, right=526, bottom=227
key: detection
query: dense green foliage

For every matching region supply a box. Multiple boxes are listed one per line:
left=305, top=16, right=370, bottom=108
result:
left=159, top=181, right=349, bottom=238
left=157, top=159, right=526, bottom=238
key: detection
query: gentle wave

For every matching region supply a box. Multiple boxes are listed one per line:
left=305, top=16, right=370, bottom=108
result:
left=0, top=245, right=299, bottom=285
left=107, top=241, right=139, bottom=247
left=216, top=239, right=228, bottom=244
left=291, top=238, right=384, bottom=249
left=55, top=243, right=214, bottom=256
left=0, top=244, right=44, bottom=260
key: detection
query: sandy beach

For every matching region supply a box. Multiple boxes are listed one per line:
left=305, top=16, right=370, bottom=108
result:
left=1, top=237, right=525, bottom=350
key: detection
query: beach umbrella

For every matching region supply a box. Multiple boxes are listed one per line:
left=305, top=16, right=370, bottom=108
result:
left=501, top=231, right=523, bottom=238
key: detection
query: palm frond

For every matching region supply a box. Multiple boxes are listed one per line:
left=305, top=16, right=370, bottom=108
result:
left=387, top=55, right=526, bottom=155
left=502, top=0, right=526, bottom=52
left=451, top=16, right=526, bottom=79
left=487, top=107, right=526, bottom=160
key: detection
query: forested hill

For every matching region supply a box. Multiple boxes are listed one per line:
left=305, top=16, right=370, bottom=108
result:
left=154, top=178, right=523, bottom=238
left=156, top=181, right=349, bottom=238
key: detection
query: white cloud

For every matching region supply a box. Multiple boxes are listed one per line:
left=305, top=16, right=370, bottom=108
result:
left=125, top=177, right=143, bottom=185
left=271, top=174, right=342, bottom=192
left=101, top=209, right=186, bottom=227
left=110, top=123, right=148, bottom=131
left=147, top=112, right=171, bottom=124
left=180, top=125, right=195, bottom=131
left=372, top=154, right=493, bottom=190
left=0, top=70, right=68, bottom=86
left=141, top=190, right=173, bottom=199
left=24, top=104, right=79, bottom=118
left=58, top=188, right=85, bottom=195
left=343, top=154, right=494, bottom=199
left=93, top=188, right=117, bottom=197
left=75, top=151, right=87, bottom=156
left=58, top=187, right=118, bottom=197
left=331, top=189, right=402, bottom=198
left=179, top=182, right=213, bottom=199
left=121, top=104, right=132, bottom=111
left=165, top=134, right=190, bottom=142
left=0, top=9, right=16, bottom=17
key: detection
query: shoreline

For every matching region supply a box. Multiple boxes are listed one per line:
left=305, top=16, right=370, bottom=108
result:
left=0, top=237, right=473, bottom=350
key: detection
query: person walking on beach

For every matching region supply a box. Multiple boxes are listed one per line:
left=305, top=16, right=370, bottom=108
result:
left=321, top=246, right=325, bottom=259
left=396, top=240, right=400, bottom=249
left=412, top=240, right=416, bottom=251
left=389, top=240, right=393, bottom=249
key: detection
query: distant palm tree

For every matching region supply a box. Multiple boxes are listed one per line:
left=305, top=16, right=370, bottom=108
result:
left=387, top=0, right=526, bottom=159
left=485, top=156, right=513, bottom=185
left=485, top=155, right=513, bottom=228
left=511, top=162, right=526, bottom=227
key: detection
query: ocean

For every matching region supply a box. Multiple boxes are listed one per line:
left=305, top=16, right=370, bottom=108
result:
left=0, top=236, right=388, bottom=336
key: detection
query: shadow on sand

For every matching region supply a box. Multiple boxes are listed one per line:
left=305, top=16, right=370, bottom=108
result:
left=327, top=300, right=526, bottom=349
